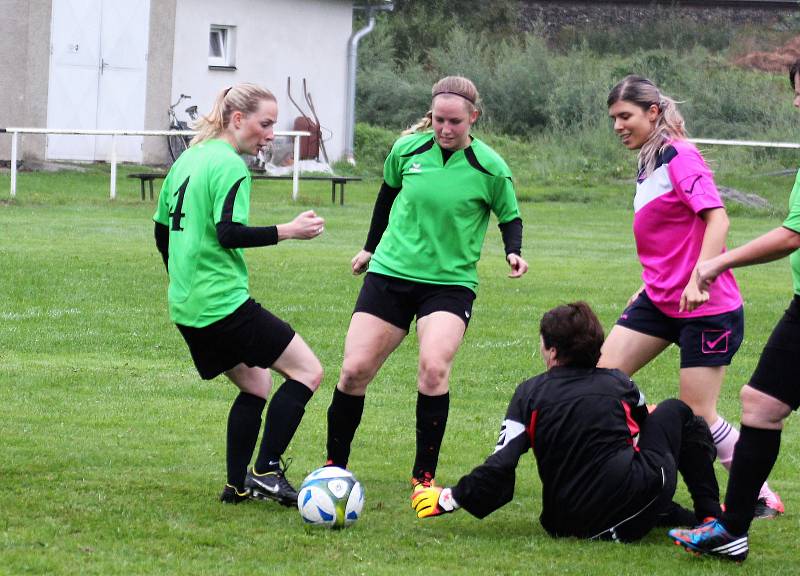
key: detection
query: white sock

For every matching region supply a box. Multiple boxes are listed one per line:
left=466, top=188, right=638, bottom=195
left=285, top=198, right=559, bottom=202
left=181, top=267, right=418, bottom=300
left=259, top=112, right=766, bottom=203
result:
left=710, top=417, right=776, bottom=501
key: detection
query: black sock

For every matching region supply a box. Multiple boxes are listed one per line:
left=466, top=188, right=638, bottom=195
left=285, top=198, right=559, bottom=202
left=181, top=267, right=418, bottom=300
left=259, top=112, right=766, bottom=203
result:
left=326, top=387, right=365, bottom=468
left=226, top=392, right=266, bottom=489
left=254, top=379, right=313, bottom=473
left=413, top=391, right=449, bottom=480
left=678, top=415, right=722, bottom=520
left=722, top=425, right=782, bottom=535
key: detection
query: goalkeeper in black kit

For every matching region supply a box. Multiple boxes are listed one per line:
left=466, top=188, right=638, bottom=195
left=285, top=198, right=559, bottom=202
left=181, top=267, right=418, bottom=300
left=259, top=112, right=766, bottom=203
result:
left=412, top=302, right=723, bottom=542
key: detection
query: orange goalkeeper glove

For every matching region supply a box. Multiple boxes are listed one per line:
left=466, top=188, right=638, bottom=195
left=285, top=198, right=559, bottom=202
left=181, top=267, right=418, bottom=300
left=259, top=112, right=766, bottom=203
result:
left=411, top=486, right=458, bottom=518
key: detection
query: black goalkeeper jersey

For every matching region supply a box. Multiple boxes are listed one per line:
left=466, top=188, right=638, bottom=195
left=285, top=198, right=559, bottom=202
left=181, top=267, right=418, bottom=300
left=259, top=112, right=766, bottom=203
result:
left=451, top=366, right=665, bottom=538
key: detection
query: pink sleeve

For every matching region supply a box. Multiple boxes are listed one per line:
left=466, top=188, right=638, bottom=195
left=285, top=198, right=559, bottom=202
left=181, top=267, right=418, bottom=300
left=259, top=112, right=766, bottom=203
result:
left=667, top=143, right=724, bottom=214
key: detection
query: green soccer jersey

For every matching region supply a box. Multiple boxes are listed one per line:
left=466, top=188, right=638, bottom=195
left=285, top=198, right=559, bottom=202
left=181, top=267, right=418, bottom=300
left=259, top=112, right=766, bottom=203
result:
left=369, top=132, right=521, bottom=292
left=153, top=139, right=251, bottom=327
left=783, top=168, right=800, bottom=296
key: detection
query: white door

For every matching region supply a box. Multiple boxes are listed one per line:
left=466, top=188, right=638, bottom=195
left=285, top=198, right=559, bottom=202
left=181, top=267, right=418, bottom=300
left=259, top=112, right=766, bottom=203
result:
left=46, top=0, right=150, bottom=162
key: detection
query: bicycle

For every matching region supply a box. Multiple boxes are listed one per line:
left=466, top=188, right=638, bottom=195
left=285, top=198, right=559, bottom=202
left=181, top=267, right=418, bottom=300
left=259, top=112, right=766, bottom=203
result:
left=167, top=94, right=198, bottom=162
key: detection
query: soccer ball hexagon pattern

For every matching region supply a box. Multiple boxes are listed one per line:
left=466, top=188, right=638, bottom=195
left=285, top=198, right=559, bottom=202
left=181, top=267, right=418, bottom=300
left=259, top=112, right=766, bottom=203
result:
left=297, top=466, right=364, bottom=528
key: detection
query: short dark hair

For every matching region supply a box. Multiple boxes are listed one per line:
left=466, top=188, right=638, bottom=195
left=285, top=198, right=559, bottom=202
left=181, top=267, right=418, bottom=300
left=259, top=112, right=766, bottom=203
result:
left=791, top=59, right=800, bottom=89
left=539, top=301, right=605, bottom=368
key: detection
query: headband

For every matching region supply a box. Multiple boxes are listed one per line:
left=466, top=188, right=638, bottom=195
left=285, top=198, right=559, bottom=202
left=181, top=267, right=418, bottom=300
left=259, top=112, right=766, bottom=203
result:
left=433, top=90, right=476, bottom=105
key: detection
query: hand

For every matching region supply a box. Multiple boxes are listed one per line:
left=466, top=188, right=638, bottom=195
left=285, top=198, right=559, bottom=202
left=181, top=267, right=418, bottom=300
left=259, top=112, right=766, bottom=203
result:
left=679, top=278, right=709, bottom=313
left=626, top=285, right=645, bottom=308
left=695, top=258, right=723, bottom=293
left=506, top=254, right=528, bottom=278
left=281, top=210, right=325, bottom=240
left=351, top=250, right=372, bottom=275
left=411, top=486, right=458, bottom=519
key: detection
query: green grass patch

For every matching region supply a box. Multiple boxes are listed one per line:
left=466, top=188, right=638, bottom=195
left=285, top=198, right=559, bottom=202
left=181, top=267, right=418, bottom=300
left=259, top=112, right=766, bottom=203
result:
left=0, top=170, right=798, bottom=575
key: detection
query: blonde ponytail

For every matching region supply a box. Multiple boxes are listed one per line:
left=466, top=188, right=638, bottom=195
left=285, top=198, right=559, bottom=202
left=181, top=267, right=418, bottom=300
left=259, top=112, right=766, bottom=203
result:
left=190, top=83, right=276, bottom=146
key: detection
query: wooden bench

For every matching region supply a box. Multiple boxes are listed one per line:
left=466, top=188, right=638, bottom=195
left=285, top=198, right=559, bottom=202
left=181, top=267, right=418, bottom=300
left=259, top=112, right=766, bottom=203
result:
left=251, top=174, right=362, bottom=205
left=127, top=172, right=361, bottom=204
left=128, top=172, right=165, bottom=200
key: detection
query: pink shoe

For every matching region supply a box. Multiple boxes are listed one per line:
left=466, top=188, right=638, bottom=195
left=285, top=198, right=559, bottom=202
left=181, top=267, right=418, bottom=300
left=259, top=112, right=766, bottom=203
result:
left=753, top=489, right=784, bottom=519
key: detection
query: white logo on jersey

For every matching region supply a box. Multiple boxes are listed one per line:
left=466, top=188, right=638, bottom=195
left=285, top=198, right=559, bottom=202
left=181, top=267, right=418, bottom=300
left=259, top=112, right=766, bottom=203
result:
left=464, top=310, right=470, bottom=319
left=494, top=419, right=526, bottom=453
left=408, top=162, right=422, bottom=173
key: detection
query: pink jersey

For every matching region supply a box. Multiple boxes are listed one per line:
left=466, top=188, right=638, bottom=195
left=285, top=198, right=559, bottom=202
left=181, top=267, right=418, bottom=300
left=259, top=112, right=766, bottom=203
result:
left=633, top=140, right=741, bottom=318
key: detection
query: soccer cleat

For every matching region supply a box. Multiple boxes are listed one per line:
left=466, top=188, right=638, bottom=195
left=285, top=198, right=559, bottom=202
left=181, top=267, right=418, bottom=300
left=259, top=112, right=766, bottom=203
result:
left=411, top=472, right=436, bottom=498
left=411, top=472, right=436, bottom=489
left=219, top=483, right=250, bottom=504
left=753, top=491, right=784, bottom=519
left=668, top=519, right=748, bottom=562
left=245, top=467, right=299, bottom=507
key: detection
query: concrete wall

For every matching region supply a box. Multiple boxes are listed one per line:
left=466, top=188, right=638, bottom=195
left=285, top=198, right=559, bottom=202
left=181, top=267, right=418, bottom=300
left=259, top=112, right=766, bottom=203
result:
left=172, top=0, right=353, bottom=162
left=142, top=0, right=178, bottom=164
left=0, top=0, right=51, bottom=162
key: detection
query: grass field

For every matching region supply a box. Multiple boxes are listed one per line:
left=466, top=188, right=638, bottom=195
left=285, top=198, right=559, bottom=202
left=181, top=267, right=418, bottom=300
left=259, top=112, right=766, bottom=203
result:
left=1, top=166, right=798, bottom=575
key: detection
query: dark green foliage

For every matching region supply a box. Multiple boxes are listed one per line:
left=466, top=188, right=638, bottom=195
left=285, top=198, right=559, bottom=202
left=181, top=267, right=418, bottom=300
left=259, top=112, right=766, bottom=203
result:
left=551, top=9, right=734, bottom=56
left=355, top=1, right=797, bottom=146
left=366, top=0, right=520, bottom=64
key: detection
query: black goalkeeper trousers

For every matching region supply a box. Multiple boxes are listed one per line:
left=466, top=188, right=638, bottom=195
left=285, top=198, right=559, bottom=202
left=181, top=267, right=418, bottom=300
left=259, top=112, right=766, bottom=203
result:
left=603, top=398, right=721, bottom=542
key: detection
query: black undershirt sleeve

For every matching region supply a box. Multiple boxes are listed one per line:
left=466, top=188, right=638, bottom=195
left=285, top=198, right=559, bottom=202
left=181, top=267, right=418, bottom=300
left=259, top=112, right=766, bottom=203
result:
left=154, top=222, right=169, bottom=271
left=216, top=221, right=279, bottom=249
left=363, top=181, right=401, bottom=253
left=451, top=384, right=531, bottom=518
left=498, top=217, right=523, bottom=256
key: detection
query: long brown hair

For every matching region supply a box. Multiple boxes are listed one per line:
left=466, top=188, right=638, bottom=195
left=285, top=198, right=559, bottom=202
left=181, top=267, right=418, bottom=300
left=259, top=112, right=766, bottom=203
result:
left=607, top=75, right=686, bottom=177
left=403, top=76, right=481, bottom=135
left=190, top=83, right=276, bottom=146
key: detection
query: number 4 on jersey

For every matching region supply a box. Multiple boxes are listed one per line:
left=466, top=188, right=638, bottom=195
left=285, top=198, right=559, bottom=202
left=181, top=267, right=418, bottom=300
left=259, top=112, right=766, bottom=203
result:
left=170, top=176, right=190, bottom=231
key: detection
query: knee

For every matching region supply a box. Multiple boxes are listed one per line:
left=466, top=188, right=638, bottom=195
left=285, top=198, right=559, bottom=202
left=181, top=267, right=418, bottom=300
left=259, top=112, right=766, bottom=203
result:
left=418, top=357, right=449, bottom=394
left=304, top=360, right=324, bottom=392
left=657, top=398, right=693, bottom=420
left=740, top=386, right=790, bottom=429
left=338, top=358, right=375, bottom=394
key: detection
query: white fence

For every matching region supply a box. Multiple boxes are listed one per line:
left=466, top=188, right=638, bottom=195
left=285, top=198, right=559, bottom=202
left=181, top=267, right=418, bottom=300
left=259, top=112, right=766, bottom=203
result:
left=3, top=128, right=310, bottom=200
left=4, top=132, right=799, bottom=200
left=691, top=138, right=800, bottom=150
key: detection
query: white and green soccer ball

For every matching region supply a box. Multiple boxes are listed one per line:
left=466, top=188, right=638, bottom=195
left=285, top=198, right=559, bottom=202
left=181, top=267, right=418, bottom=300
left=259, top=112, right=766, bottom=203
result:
left=297, top=466, right=364, bottom=528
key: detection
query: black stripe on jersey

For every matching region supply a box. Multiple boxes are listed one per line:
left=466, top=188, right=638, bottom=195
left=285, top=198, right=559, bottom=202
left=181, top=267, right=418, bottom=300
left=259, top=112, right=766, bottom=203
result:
left=220, top=177, right=247, bottom=223
left=653, top=145, right=678, bottom=172
left=399, top=137, right=435, bottom=158
left=464, top=146, right=494, bottom=177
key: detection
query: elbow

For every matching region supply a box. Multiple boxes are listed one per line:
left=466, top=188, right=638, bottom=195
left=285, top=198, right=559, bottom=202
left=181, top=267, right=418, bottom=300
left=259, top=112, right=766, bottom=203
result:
left=215, top=223, right=235, bottom=249
left=788, top=229, right=800, bottom=251
left=714, top=208, right=730, bottom=234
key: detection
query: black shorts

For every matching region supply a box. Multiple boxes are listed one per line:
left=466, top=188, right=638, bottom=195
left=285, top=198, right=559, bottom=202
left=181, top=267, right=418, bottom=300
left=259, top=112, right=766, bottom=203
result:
left=616, top=291, right=744, bottom=369
left=354, top=272, right=476, bottom=332
left=176, top=298, right=295, bottom=380
left=748, top=296, right=800, bottom=411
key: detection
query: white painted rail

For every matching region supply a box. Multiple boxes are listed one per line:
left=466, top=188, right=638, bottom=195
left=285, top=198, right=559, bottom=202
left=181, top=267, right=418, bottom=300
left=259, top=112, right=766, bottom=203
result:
left=3, top=128, right=309, bottom=200
left=690, top=138, right=800, bottom=150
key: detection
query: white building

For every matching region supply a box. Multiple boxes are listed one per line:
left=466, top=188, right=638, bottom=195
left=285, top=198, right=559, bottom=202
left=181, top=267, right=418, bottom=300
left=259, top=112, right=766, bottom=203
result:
left=1, top=0, right=354, bottom=164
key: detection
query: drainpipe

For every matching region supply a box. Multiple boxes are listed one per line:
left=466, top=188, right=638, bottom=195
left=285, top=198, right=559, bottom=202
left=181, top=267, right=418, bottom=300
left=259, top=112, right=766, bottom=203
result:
left=344, top=3, right=393, bottom=165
